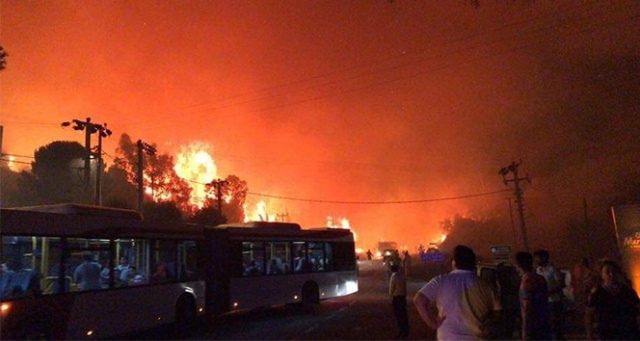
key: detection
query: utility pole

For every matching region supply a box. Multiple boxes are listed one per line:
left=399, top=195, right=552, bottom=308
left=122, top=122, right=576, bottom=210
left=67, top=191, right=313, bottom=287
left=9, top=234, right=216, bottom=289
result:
left=207, top=179, right=228, bottom=221
left=583, top=197, right=591, bottom=261
left=136, top=140, right=157, bottom=212
left=499, top=161, right=531, bottom=251
left=93, top=123, right=112, bottom=206
left=62, top=117, right=111, bottom=204
left=276, top=212, right=289, bottom=222
left=507, top=198, right=517, bottom=247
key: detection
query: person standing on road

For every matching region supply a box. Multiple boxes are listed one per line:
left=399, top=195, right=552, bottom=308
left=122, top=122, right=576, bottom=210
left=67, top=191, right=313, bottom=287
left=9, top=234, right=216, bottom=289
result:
left=534, top=249, right=566, bottom=340
left=383, top=257, right=393, bottom=288
left=389, top=264, right=410, bottom=338
left=403, top=250, right=412, bottom=276
left=515, top=251, right=552, bottom=340
left=585, top=260, right=640, bottom=340
left=414, top=245, right=502, bottom=340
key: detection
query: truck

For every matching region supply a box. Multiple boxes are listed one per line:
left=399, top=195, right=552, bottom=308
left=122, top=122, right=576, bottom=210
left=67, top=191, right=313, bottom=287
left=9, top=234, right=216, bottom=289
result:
left=376, top=241, right=398, bottom=259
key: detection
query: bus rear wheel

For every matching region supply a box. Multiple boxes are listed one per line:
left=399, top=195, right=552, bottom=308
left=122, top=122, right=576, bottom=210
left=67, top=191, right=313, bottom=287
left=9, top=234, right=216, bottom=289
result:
left=301, top=282, right=320, bottom=314
left=174, top=294, right=197, bottom=337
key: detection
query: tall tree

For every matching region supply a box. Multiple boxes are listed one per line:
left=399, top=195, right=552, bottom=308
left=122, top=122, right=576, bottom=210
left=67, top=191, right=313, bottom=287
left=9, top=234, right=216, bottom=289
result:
left=102, top=165, right=137, bottom=209
left=113, top=133, right=192, bottom=213
left=0, top=165, right=23, bottom=207
left=20, top=141, right=89, bottom=204
left=201, top=174, right=248, bottom=223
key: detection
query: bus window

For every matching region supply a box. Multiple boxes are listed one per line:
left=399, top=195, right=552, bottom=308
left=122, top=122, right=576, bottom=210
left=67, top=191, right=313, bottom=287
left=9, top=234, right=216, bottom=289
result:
left=114, top=239, right=150, bottom=286
left=324, top=243, right=334, bottom=271
left=266, top=242, right=290, bottom=275
left=329, top=241, right=356, bottom=271
left=0, top=235, right=45, bottom=298
left=293, top=242, right=312, bottom=273
left=308, top=242, right=325, bottom=272
left=177, top=240, right=199, bottom=281
left=151, top=240, right=177, bottom=283
left=242, top=242, right=264, bottom=276
left=67, top=238, right=110, bottom=291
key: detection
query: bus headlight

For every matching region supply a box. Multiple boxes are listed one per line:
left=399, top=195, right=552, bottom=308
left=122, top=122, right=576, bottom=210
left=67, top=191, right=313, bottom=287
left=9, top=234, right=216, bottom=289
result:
left=1, top=302, right=11, bottom=317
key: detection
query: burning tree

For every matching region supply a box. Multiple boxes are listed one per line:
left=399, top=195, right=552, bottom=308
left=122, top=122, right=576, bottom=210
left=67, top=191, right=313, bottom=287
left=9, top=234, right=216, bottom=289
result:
left=113, top=133, right=192, bottom=214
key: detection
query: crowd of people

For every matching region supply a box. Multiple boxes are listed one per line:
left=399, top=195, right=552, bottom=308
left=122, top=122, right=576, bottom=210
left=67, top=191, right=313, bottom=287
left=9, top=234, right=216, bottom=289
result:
left=378, top=244, right=640, bottom=340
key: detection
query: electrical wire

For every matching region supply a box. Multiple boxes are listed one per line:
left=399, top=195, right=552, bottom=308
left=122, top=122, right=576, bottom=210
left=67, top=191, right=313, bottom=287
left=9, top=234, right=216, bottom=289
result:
left=244, top=189, right=511, bottom=204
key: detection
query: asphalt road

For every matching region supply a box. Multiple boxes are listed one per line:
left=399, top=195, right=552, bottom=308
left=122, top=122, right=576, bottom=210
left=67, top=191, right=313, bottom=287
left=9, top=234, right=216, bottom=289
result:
left=138, top=257, right=585, bottom=340
left=179, top=258, right=440, bottom=340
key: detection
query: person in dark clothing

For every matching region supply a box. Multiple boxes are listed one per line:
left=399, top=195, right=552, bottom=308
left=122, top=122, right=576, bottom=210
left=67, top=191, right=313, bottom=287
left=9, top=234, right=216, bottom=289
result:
left=516, top=251, right=552, bottom=340
left=585, top=260, right=640, bottom=340
left=389, top=264, right=409, bottom=338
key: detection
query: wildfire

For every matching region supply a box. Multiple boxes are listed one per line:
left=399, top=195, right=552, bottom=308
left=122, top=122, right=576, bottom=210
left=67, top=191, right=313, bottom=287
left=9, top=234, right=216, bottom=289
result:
left=327, top=216, right=350, bottom=229
left=174, top=142, right=217, bottom=208
left=327, top=215, right=356, bottom=242
left=244, top=200, right=276, bottom=222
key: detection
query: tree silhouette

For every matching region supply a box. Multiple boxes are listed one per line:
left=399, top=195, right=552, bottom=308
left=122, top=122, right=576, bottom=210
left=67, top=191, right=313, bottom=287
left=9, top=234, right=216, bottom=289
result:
left=143, top=201, right=183, bottom=223
left=18, top=141, right=89, bottom=204
left=189, top=206, right=226, bottom=226
left=102, top=166, right=137, bottom=209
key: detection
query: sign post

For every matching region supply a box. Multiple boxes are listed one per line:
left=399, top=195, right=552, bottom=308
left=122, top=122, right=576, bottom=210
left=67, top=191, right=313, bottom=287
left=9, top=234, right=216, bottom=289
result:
left=611, top=205, right=640, bottom=294
left=490, top=245, right=512, bottom=262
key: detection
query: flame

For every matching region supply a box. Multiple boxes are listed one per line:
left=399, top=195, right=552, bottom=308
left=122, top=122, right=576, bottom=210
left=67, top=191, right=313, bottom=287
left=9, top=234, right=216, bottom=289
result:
left=327, top=216, right=350, bottom=229
left=7, top=156, right=15, bottom=171
left=244, top=200, right=276, bottom=222
left=174, top=142, right=217, bottom=207
left=143, top=174, right=173, bottom=201
left=327, top=216, right=356, bottom=242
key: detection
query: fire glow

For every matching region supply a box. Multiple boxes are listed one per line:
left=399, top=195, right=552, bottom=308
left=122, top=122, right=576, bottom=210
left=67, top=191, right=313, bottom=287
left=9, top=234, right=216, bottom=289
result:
left=174, top=142, right=217, bottom=208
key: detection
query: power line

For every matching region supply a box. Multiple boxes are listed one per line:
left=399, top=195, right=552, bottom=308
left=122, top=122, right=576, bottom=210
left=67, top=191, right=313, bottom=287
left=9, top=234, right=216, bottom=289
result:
left=245, top=189, right=511, bottom=204
left=1, top=153, right=34, bottom=159
left=0, top=158, right=31, bottom=165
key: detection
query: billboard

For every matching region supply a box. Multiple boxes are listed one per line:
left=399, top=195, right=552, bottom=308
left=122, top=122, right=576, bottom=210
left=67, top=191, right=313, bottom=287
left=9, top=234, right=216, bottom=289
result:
left=611, top=204, right=640, bottom=294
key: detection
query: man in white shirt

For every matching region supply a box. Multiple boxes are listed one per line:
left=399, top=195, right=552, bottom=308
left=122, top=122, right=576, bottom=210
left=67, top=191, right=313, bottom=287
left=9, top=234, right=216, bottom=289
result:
left=414, top=245, right=502, bottom=340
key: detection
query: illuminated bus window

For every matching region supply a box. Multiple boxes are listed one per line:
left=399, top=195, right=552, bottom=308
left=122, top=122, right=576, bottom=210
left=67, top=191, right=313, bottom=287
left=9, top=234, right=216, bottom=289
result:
left=0, top=236, right=46, bottom=298
left=66, top=238, right=110, bottom=291
left=242, top=242, right=264, bottom=276
left=266, top=242, right=290, bottom=275
left=308, top=242, right=325, bottom=272
left=114, top=239, right=150, bottom=287
left=293, top=242, right=312, bottom=273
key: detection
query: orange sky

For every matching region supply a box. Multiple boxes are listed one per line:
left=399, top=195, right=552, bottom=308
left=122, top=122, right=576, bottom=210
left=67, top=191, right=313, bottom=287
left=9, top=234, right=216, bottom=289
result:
left=2, top=1, right=639, bottom=252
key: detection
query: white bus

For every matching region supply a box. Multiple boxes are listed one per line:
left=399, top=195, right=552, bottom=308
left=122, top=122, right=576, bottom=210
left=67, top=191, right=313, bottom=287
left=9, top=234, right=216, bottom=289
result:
left=0, top=204, right=358, bottom=339
left=207, top=222, right=358, bottom=316
left=0, top=204, right=205, bottom=339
